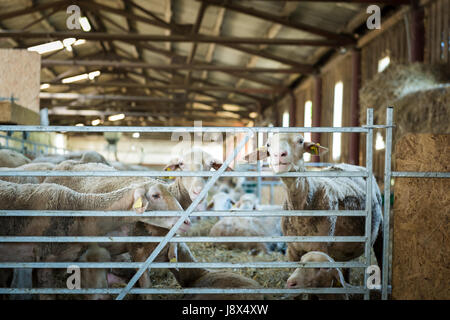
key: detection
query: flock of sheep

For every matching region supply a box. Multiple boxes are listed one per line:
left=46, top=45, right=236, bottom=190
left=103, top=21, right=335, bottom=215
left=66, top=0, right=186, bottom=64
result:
left=0, top=133, right=383, bottom=300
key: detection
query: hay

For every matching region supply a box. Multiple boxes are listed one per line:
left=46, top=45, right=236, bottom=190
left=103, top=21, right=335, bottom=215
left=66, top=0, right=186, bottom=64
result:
left=359, top=63, right=450, bottom=139
left=392, top=134, right=450, bottom=300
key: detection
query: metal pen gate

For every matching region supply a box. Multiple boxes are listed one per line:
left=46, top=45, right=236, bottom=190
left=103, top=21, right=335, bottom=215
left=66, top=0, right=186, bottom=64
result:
left=0, top=107, right=448, bottom=300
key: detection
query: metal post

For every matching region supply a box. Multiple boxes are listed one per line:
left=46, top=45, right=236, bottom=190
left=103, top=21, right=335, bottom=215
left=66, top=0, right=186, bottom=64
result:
left=116, top=129, right=254, bottom=300
left=364, top=108, right=374, bottom=300
left=270, top=183, right=274, bottom=205
left=257, top=160, right=262, bottom=204
left=382, top=107, right=393, bottom=299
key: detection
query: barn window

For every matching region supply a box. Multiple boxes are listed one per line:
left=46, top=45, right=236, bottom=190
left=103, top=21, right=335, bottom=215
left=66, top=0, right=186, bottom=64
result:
left=303, top=100, right=313, bottom=162
left=378, top=56, right=390, bottom=72
left=282, top=111, right=290, bottom=127
left=332, top=82, right=343, bottom=161
left=375, top=131, right=386, bottom=150
left=54, top=134, right=66, bottom=155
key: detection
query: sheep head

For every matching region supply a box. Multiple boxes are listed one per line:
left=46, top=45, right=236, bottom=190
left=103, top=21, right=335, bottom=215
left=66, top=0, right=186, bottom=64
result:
left=244, top=133, right=328, bottom=173
left=133, top=183, right=191, bottom=234
left=165, top=148, right=232, bottom=202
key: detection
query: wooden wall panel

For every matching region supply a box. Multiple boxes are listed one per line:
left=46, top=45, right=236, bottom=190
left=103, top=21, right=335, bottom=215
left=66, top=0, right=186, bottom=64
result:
left=361, top=19, right=409, bottom=86
left=424, top=0, right=450, bottom=67
left=0, top=49, right=41, bottom=114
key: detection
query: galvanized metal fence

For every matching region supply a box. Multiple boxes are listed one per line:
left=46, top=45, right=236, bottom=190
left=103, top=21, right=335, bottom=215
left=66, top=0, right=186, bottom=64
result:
left=0, top=107, right=448, bottom=300
left=0, top=132, right=69, bottom=156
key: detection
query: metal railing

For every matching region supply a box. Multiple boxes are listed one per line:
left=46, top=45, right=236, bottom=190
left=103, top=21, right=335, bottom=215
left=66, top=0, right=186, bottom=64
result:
left=0, top=107, right=447, bottom=300
left=0, top=133, right=69, bottom=157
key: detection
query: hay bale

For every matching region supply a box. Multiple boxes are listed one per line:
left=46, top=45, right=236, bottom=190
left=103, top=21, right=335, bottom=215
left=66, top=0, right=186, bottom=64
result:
left=390, top=86, right=450, bottom=140
left=392, top=134, right=450, bottom=300
left=359, top=63, right=449, bottom=138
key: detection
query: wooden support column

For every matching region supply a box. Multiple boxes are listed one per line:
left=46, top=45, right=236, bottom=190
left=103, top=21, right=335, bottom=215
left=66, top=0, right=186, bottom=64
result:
left=312, top=74, right=322, bottom=163
left=410, top=0, right=425, bottom=62
left=349, top=49, right=361, bottom=165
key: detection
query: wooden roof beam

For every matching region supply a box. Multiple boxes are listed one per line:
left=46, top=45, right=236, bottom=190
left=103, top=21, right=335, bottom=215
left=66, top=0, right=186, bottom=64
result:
left=196, top=0, right=355, bottom=42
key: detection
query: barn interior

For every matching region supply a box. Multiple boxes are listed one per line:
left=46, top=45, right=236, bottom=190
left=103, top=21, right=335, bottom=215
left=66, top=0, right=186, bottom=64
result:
left=0, top=0, right=448, bottom=301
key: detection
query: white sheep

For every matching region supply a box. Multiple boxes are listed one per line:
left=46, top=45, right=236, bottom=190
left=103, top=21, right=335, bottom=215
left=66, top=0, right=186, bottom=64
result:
left=244, top=133, right=383, bottom=274
left=0, top=162, right=56, bottom=184
left=286, top=251, right=351, bottom=300
left=0, top=149, right=31, bottom=168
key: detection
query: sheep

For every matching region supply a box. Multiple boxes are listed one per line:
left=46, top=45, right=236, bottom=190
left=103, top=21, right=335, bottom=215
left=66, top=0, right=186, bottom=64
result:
left=286, top=251, right=350, bottom=300
left=207, top=191, right=235, bottom=212
left=0, top=179, right=191, bottom=299
left=43, top=160, right=154, bottom=194
left=0, top=180, right=191, bottom=298
left=235, top=193, right=257, bottom=210
left=35, top=244, right=113, bottom=300
left=165, top=243, right=264, bottom=300
left=0, top=149, right=31, bottom=168
left=208, top=217, right=269, bottom=254
left=32, top=151, right=109, bottom=165
left=164, top=148, right=232, bottom=212
left=0, top=162, right=56, bottom=184
left=244, top=133, right=383, bottom=274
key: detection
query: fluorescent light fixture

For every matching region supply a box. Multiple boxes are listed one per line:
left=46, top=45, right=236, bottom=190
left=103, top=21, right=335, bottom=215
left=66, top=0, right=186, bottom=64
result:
left=40, top=83, right=50, bottom=90
left=79, top=17, right=91, bottom=32
left=303, top=100, right=313, bottom=161
left=63, top=38, right=76, bottom=52
left=108, top=114, right=125, bottom=121
left=91, top=119, right=101, bottom=126
left=332, top=82, right=343, bottom=161
left=74, top=39, right=86, bottom=46
left=249, top=112, right=258, bottom=119
left=378, top=56, right=390, bottom=73
left=217, top=111, right=240, bottom=119
left=132, top=132, right=140, bottom=139
left=75, top=123, right=84, bottom=126
left=28, top=40, right=64, bottom=54
left=62, top=71, right=100, bottom=83
left=282, top=111, right=290, bottom=127
left=88, top=70, right=101, bottom=80
left=223, top=104, right=242, bottom=112
left=62, top=73, right=89, bottom=83
left=192, top=103, right=213, bottom=111
left=375, top=132, right=386, bottom=150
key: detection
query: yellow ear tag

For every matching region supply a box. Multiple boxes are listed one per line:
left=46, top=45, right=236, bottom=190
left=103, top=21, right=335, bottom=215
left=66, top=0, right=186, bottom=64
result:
left=164, top=167, right=175, bottom=180
left=170, top=257, right=177, bottom=263
left=133, top=197, right=143, bottom=209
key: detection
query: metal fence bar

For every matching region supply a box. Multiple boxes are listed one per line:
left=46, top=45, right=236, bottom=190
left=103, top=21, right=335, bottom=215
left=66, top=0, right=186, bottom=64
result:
left=382, top=107, right=393, bottom=300
left=0, top=125, right=369, bottom=133
left=116, top=130, right=254, bottom=300
left=0, top=210, right=367, bottom=217
left=0, top=236, right=366, bottom=243
left=0, top=170, right=369, bottom=178
left=0, top=287, right=367, bottom=295
left=363, top=108, right=374, bottom=300
left=0, top=261, right=367, bottom=269
left=391, top=172, right=450, bottom=178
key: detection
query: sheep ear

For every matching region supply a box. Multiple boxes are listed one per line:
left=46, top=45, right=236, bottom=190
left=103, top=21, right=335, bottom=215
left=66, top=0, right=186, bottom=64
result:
left=132, top=188, right=149, bottom=214
left=164, top=157, right=182, bottom=171
left=304, top=142, right=328, bottom=156
left=209, top=159, right=233, bottom=171
left=207, top=199, right=214, bottom=210
left=243, top=146, right=269, bottom=162
left=168, top=243, right=178, bottom=264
